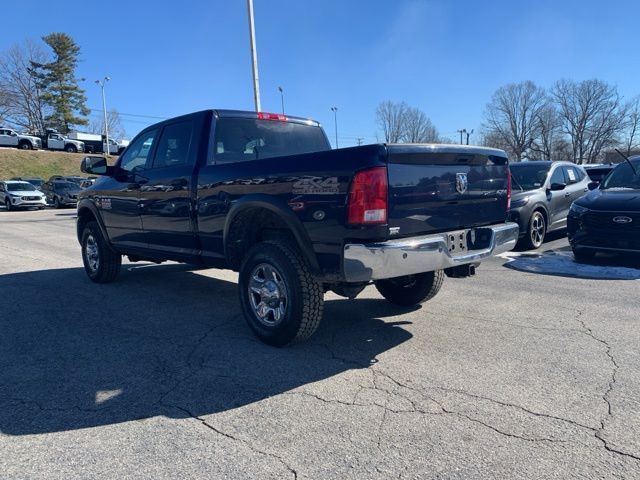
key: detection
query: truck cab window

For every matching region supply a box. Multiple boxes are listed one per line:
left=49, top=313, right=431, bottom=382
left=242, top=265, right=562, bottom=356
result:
left=118, top=129, right=157, bottom=172
left=152, top=121, right=193, bottom=168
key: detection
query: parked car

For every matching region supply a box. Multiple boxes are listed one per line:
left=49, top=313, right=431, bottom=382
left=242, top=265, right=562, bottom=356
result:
left=10, top=176, right=45, bottom=190
left=41, top=179, right=82, bottom=208
left=508, top=161, right=590, bottom=249
left=584, top=164, right=615, bottom=186
left=77, top=109, right=518, bottom=346
left=0, top=127, right=42, bottom=150
left=568, top=157, right=640, bottom=259
left=1, top=180, right=47, bottom=210
left=79, top=177, right=96, bottom=189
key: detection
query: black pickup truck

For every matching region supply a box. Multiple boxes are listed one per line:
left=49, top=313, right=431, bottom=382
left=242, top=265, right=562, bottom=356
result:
left=78, top=109, right=518, bottom=346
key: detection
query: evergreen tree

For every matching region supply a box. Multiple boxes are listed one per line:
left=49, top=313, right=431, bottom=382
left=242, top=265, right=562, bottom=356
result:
left=31, top=33, right=89, bottom=133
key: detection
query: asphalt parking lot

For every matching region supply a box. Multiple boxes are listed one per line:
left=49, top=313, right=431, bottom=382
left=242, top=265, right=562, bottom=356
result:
left=1, top=208, right=639, bottom=479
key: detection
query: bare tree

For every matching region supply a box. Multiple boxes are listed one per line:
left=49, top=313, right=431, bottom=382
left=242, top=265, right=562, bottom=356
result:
left=482, top=81, right=548, bottom=160
left=0, top=40, right=49, bottom=133
left=88, top=109, right=127, bottom=140
left=376, top=100, right=408, bottom=143
left=552, top=79, right=626, bottom=164
left=529, top=104, right=562, bottom=160
left=621, top=96, right=640, bottom=156
left=401, top=107, right=440, bottom=143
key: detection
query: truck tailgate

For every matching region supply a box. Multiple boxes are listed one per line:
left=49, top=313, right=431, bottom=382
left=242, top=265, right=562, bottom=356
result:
left=386, top=145, right=509, bottom=237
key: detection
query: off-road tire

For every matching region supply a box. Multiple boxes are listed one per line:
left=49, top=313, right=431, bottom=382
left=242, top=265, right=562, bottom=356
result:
left=81, top=221, right=121, bottom=283
left=239, top=240, right=324, bottom=347
left=375, top=270, right=445, bottom=306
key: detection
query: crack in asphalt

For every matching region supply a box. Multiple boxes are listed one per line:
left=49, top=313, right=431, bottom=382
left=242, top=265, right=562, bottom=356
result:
left=574, top=310, right=640, bottom=462
left=164, top=403, right=298, bottom=479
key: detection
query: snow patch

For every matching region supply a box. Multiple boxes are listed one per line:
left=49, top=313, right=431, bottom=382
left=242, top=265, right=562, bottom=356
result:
left=499, top=249, right=640, bottom=280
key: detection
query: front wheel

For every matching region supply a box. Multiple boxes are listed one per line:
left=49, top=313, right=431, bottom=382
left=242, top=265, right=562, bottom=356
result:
left=5, top=198, right=13, bottom=211
left=19, top=142, right=31, bottom=150
left=375, top=270, right=445, bottom=307
left=81, top=221, right=121, bottom=283
left=522, top=210, right=546, bottom=250
left=238, top=240, right=324, bottom=346
left=65, top=145, right=77, bottom=153
left=53, top=196, right=62, bottom=209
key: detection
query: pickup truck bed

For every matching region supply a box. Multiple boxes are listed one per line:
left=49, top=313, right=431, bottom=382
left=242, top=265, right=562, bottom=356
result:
left=77, top=109, right=518, bottom=346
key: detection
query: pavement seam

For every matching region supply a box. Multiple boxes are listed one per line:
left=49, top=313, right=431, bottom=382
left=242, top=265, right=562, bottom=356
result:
left=575, top=310, right=640, bottom=462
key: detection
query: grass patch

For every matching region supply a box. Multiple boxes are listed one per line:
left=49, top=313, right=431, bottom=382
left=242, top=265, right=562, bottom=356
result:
left=0, top=148, right=117, bottom=180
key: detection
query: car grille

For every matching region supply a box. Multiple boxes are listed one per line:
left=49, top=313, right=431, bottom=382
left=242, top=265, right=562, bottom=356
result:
left=69, top=195, right=78, bottom=200
left=22, top=196, right=41, bottom=201
left=583, top=211, right=640, bottom=233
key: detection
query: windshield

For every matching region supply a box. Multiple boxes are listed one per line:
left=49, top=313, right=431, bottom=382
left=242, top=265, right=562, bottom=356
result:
left=213, top=118, right=331, bottom=164
left=7, top=182, right=36, bottom=192
left=54, top=182, right=79, bottom=190
left=601, top=161, right=640, bottom=190
left=509, top=164, right=550, bottom=191
left=27, top=179, right=43, bottom=187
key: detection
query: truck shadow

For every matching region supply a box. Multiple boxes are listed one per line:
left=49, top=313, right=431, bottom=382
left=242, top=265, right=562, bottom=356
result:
left=0, top=264, right=414, bottom=436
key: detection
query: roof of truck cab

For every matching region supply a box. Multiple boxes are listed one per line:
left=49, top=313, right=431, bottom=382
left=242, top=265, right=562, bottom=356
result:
left=213, top=109, right=321, bottom=127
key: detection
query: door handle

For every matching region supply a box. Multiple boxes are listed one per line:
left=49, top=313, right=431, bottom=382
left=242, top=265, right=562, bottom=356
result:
left=564, top=192, right=570, bottom=197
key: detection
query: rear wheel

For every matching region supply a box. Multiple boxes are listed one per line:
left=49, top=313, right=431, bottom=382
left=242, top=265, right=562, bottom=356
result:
left=81, top=221, right=121, bottom=283
left=523, top=210, right=546, bottom=250
left=375, top=270, right=444, bottom=307
left=238, top=240, right=324, bottom=346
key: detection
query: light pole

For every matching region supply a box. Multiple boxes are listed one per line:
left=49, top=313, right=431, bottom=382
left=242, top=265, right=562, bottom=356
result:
left=95, top=77, right=111, bottom=156
left=457, top=128, right=466, bottom=144
left=278, top=86, right=284, bottom=114
left=466, top=129, right=474, bottom=145
left=330, top=106, right=338, bottom=148
left=247, top=0, right=261, bottom=111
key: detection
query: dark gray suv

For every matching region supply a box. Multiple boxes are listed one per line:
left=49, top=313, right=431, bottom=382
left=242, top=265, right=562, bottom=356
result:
left=508, top=161, right=590, bottom=249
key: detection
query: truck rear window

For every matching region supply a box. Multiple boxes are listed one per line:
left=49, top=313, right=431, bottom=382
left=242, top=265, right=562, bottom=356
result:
left=213, top=118, right=330, bottom=164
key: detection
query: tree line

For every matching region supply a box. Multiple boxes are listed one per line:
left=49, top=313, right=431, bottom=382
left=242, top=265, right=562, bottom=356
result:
left=0, top=33, right=125, bottom=138
left=480, top=79, right=639, bottom=164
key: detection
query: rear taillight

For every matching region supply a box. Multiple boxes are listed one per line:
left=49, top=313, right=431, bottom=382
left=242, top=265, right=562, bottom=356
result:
left=257, top=112, right=288, bottom=121
left=506, top=166, right=512, bottom=211
left=347, top=167, right=388, bottom=225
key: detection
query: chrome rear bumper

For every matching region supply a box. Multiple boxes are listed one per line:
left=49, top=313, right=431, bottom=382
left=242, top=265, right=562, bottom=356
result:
left=343, top=222, right=519, bottom=282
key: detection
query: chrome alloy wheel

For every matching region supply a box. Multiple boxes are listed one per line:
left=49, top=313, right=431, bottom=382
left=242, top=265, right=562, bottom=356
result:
left=530, top=212, right=546, bottom=248
left=85, top=234, right=100, bottom=273
left=248, top=263, right=288, bottom=327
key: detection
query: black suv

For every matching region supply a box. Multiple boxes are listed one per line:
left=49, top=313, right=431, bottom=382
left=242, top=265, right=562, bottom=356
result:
left=41, top=179, right=82, bottom=208
left=568, top=157, right=640, bottom=259
left=509, top=161, right=590, bottom=249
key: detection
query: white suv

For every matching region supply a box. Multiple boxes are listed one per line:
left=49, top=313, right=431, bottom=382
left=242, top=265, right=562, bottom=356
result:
left=1, top=181, right=47, bottom=210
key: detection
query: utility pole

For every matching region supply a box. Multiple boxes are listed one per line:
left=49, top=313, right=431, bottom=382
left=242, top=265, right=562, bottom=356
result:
left=356, top=137, right=364, bottom=146
left=330, top=107, right=338, bottom=148
left=465, top=129, right=474, bottom=145
left=95, top=76, right=110, bottom=156
left=247, top=0, right=261, bottom=111
left=457, top=129, right=466, bottom=144
left=278, top=86, right=284, bottom=114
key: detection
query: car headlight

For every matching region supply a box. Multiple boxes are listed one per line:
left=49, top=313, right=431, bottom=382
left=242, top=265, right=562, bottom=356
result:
left=510, top=196, right=530, bottom=208
left=570, top=203, right=589, bottom=215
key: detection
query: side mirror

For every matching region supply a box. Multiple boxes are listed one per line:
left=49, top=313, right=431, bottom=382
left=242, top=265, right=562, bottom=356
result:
left=588, top=181, right=599, bottom=190
left=549, top=182, right=566, bottom=191
left=81, top=156, right=109, bottom=175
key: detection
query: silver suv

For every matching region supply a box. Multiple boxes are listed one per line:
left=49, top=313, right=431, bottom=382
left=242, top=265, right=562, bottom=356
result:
left=0, top=181, right=47, bottom=210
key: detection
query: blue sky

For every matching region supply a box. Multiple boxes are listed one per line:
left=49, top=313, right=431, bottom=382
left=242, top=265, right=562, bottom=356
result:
left=3, top=0, right=639, bottom=145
